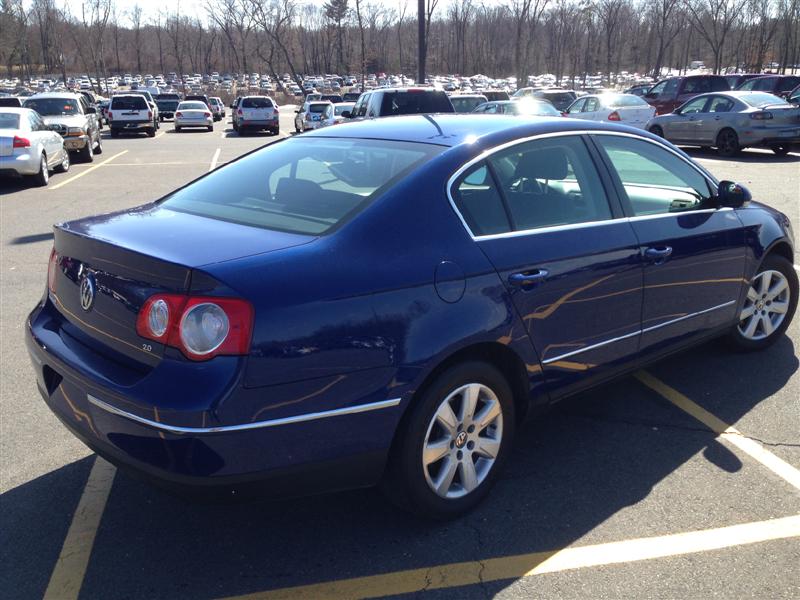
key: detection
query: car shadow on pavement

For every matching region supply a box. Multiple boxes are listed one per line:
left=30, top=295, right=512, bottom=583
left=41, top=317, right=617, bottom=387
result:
left=2, top=336, right=797, bottom=599
left=684, top=147, right=800, bottom=163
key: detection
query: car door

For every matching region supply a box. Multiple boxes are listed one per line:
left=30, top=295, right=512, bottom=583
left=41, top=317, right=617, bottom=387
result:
left=668, top=96, right=710, bottom=142
left=592, top=134, right=746, bottom=353
left=646, top=78, right=680, bottom=115
left=565, top=97, right=586, bottom=118
left=699, top=95, right=737, bottom=144
left=450, top=134, right=644, bottom=397
left=30, top=111, right=61, bottom=165
left=582, top=97, right=601, bottom=121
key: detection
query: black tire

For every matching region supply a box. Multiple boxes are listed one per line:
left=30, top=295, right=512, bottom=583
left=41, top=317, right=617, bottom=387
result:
left=175, top=126, right=181, bottom=132
left=233, top=121, right=239, bottom=132
left=649, top=125, right=664, bottom=138
left=716, top=128, right=740, bottom=157
left=728, top=254, right=798, bottom=351
left=146, top=128, right=156, bottom=137
left=207, top=125, right=213, bottom=132
left=79, top=140, right=94, bottom=162
left=272, top=128, right=280, bottom=136
left=110, top=129, right=119, bottom=138
left=93, top=134, right=103, bottom=155
left=383, top=361, right=515, bottom=519
left=54, top=150, right=70, bottom=173
left=294, top=123, right=300, bottom=133
left=31, top=153, right=49, bottom=187
left=771, top=145, right=791, bottom=156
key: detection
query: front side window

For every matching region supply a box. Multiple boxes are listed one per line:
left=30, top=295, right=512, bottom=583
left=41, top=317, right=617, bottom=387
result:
left=594, top=135, right=713, bottom=216
left=162, top=138, right=443, bottom=235
left=679, top=96, right=709, bottom=114
left=486, top=135, right=612, bottom=231
left=584, top=98, right=599, bottom=112
left=566, top=98, right=586, bottom=114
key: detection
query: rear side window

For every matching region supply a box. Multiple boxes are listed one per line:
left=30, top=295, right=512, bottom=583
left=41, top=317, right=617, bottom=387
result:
left=451, top=163, right=511, bottom=236
left=684, top=78, right=712, bottom=93
left=162, top=138, right=443, bottom=235
left=242, top=97, right=273, bottom=108
left=777, top=77, right=800, bottom=93
left=594, top=136, right=712, bottom=216
left=111, top=96, right=147, bottom=110
left=379, top=91, right=453, bottom=116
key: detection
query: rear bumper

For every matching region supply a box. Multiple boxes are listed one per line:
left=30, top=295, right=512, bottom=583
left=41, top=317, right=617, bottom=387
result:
left=240, top=119, right=279, bottom=130
left=110, top=121, right=152, bottom=131
left=25, top=300, right=401, bottom=495
left=175, top=118, right=213, bottom=128
left=0, top=152, right=40, bottom=175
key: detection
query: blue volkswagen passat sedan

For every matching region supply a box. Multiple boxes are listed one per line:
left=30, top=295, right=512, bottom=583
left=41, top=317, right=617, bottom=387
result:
left=26, top=116, right=797, bottom=518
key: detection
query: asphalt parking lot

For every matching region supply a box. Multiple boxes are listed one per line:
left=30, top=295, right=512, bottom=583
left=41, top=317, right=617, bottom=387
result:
left=1, top=112, right=799, bottom=600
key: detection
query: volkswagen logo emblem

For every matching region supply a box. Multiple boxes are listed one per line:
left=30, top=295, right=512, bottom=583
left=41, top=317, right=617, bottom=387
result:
left=79, top=276, right=95, bottom=312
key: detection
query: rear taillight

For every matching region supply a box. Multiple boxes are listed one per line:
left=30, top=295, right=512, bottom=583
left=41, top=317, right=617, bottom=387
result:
left=237, top=109, right=243, bottom=115
left=136, top=294, right=253, bottom=361
left=107, top=111, right=113, bottom=120
left=750, top=111, right=773, bottom=120
left=175, top=111, right=182, bottom=118
left=608, top=111, right=621, bottom=121
left=47, top=247, right=58, bottom=294
left=204, top=112, right=211, bottom=118
left=13, top=136, right=31, bottom=148
left=148, top=111, right=153, bottom=119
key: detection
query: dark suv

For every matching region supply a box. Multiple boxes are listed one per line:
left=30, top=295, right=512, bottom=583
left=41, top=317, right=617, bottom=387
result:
left=644, top=75, right=729, bottom=114
left=735, top=75, right=800, bottom=99
left=348, top=88, right=454, bottom=120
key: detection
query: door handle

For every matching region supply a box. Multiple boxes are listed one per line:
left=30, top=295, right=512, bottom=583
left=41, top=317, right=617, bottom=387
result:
left=509, top=269, right=549, bottom=287
left=644, top=246, right=673, bottom=263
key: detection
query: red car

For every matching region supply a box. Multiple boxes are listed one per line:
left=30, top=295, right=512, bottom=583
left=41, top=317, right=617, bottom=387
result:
left=644, top=75, right=729, bottom=115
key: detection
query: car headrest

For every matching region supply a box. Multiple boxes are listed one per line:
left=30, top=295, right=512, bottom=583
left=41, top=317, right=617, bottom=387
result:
left=514, top=147, right=569, bottom=181
left=274, top=177, right=321, bottom=204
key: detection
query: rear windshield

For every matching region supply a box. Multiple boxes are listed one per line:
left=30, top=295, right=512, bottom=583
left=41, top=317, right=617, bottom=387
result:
left=740, top=92, right=789, bottom=107
left=161, top=138, right=444, bottom=235
left=308, top=103, right=330, bottom=113
left=379, top=91, right=454, bottom=115
left=451, top=96, right=487, bottom=112
left=0, top=98, right=22, bottom=107
left=0, top=113, right=20, bottom=128
left=242, top=97, right=273, bottom=108
left=600, top=94, right=648, bottom=107
left=156, top=100, right=179, bottom=110
left=538, top=92, right=576, bottom=109
left=334, top=104, right=354, bottom=115
left=179, top=102, right=207, bottom=110
left=24, top=97, right=80, bottom=116
left=112, top=96, right=148, bottom=110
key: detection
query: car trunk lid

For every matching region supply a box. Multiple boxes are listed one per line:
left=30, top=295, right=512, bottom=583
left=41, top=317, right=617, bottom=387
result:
left=0, top=132, right=14, bottom=156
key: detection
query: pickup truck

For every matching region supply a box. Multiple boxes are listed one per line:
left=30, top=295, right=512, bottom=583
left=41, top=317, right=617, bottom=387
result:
left=23, top=92, right=102, bottom=162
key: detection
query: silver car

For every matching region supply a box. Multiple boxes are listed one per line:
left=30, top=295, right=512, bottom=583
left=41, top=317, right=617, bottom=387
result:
left=0, top=108, right=70, bottom=186
left=174, top=101, right=213, bottom=132
left=646, top=91, right=800, bottom=157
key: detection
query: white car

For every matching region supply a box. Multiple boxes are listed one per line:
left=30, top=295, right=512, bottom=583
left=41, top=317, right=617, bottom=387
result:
left=174, top=101, right=213, bottom=132
left=564, top=93, right=656, bottom=129
left=0, top=107, right=70, bottom=186
left=319, top=102, right=355, bottom=127
left=294, top=100, right=333, bottom=132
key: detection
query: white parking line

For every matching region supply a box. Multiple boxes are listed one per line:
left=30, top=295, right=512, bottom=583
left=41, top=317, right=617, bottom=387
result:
left=209, top=148, right=221, bottom=171
left=49, top=150, right=128, bottom=190
left=635, top=371, right=800, bottom=491
left=43, top=457, right=116, bottom=600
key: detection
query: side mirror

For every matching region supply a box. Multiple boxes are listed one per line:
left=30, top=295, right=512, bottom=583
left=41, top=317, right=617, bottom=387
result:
left=341, top=110, right=351, bottom=119
left=717, top=180, right=751, bottom=208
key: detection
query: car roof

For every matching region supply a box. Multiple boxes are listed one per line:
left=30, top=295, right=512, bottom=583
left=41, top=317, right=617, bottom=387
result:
left=303, top=113, right=640, bottom=148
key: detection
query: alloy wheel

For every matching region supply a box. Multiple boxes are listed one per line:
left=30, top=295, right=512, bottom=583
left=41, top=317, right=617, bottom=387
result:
left=422, top=383, right=503, bottom=499
left=738, top=269, right=790, bottom=341
left=40, top=155, right=48, bottom=184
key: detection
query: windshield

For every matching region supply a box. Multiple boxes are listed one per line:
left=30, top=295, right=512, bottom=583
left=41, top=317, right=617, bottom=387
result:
left=600, top=94, right=648, bottom=108
left=242, top=97, right=273, bottom=108
left=0, top=113, right=20, bottom=128
left=451, top=96, right=487, bottom=113
left=161, top=138, right=444, bottom=235
left=379, top=91, right=453, bottom=115
left=740, top=92, right=789, bottom=107
left=24, top=97, right=80, bottom=116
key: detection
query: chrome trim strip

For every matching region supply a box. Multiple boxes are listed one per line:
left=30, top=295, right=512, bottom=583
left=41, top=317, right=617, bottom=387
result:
left=541, top=329, right=641, bottom=364
left=446, top=129, right=720, bottom=241
left=87, top=395, right=402, bottom=435
left=641, top=300, right=736, bottom=334
left=541, top=300, right=736, bottom=364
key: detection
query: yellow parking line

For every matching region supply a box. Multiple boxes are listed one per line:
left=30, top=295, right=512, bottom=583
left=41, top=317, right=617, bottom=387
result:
left=218, top=515, right=800, bottom=600
left=154, top=131, right=166, bottom=139
left=43, top=457, right=116, bottom=600
left=49, top=150, right=128, bottom=190
left=635, top=370, right=800, bottom=490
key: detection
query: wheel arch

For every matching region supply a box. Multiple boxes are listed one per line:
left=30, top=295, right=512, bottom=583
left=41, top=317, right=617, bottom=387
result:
left=765, top=239, right=795, bottom=265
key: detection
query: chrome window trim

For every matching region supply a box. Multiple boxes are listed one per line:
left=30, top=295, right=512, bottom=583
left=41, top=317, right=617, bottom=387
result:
left=87, top=395, right=402, bottom=435
left=540, top=300, right=736, bottom=364
left=446, top=129, right=720, bottom=242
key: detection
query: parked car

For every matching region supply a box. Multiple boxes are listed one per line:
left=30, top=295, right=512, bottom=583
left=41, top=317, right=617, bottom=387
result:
left=724, top=74, right=766, bottom=90
left=472, top=99, right=561, bottom=116
left=234, top=96, right=279, bottom=135
left=646, top=91, right=800, bottom=156
left=342, top=92, right=362, bottom=102
left=155, top=97, right=179, bottom=121
left=319, top=102, right=356, bottom=127
left=0, top=96, right=23, bottom=108
left=320, top=94, right=343, bottom=104
left=624, top=84, right=652, bottom=97
left=483, top=90, right=511, bottom=102
left=735, top=75, right=800, bottom=99
left=0, top=107, right=70, bottom=185
left=23, top=92, right=102, bottom=161
left=128, top=90, right=160, bottom=130
left=643, top=75, right=730, bottom=115
left=348, top=88, right=454, bottom=120
left=209, top=96, right=226, bottom=119
left=450, top=94, right=488, bottom=113
left=174, top=101, right=213, bottom=132
left=108, top=94, right=156, bottom=137
left=520, top=89, right=578, bottom=112
left=564, top=93, right=656, bottom=129
left=294, top=100, right=333, bottom=131
left=28, top=115, right=796, bottom=518
left=788, top=84, right=800, bottom=106
left=184, top=94, right=211, bottom=108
